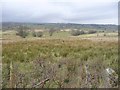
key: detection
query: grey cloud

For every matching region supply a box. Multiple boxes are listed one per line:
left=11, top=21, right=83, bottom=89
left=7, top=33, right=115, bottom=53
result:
left=2, top=0, right=118, bottom=24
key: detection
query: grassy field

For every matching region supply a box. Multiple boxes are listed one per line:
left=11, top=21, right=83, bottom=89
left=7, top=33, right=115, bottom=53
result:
left=2, top=30, right=118, bottom=88
left=2, top=30, right=118, bottom=41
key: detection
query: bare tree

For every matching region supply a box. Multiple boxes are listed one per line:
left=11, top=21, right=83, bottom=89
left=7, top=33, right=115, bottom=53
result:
left=49, top=28, right=56, bottom=36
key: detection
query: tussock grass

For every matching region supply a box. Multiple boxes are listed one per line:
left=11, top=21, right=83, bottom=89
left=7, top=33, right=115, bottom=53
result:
left=2, top=39, right=118, bottom=88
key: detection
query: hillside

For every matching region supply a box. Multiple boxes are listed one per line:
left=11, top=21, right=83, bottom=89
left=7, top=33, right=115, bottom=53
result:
left=2, top=22, right=118, bottom=32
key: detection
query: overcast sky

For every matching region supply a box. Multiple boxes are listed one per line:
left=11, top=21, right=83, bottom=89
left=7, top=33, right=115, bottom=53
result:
left=1, top=0, right=119, bottom=24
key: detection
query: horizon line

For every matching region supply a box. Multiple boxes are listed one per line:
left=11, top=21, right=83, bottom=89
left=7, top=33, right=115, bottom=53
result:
left=1, top=22, right=118, bottom=25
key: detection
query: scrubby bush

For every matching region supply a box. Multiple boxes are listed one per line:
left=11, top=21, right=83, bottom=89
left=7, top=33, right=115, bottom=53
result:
left=104, top=33, right=106, bottom=36
left=71, top=30, right=85, bottom=36
left=32, top=31, right=43, bottom=37
left=32, top=32, right=37, bottom=37
left=49, top=28, right=56, bottom=36
left=16, top=26, right=29, bottom=38
left=37, top=32, right=43, bottom=37
left=88, top=30, right=97, bottom=34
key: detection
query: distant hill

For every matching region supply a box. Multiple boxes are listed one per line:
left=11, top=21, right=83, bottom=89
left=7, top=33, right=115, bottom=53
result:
left=2, top=22, right=118, bottom=32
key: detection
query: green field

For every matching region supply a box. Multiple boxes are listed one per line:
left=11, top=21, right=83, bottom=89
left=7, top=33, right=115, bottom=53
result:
left=2, top=29, right=118, bottom=88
